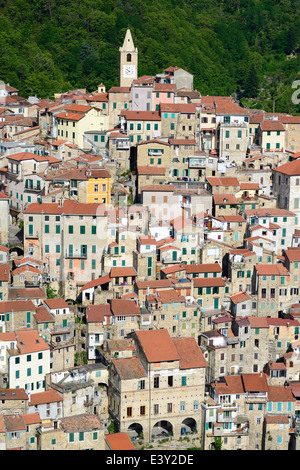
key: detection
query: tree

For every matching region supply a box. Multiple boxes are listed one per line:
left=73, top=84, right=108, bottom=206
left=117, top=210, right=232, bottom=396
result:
left=244, top=63, right=259, bottom=98
left=214, top=436, right=222, bottom=450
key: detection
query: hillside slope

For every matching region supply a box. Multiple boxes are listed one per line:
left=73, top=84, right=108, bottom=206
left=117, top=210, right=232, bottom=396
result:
left=0, top=0, right=300, bottom=113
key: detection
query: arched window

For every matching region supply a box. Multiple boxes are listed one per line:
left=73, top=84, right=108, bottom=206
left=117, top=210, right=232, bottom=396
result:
left=127, top=53, right=132, bottom=62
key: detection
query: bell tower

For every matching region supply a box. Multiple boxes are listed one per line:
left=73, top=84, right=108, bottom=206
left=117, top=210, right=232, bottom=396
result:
left=119, top=29, right=138, bottom=88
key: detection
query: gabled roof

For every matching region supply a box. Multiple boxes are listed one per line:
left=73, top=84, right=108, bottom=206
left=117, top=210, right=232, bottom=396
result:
left=135, top=329, right=180, bottom=363
left=86, top=304, right=112, bottom=323
left=105, top=432, right=135, bottom=451
left=213, top=194, right=237, bottom=205
left=112, top=357, right=146, bottom=380
left=254, top=263, right=289, bottom=276
left=185, top=263, right=222, bottom=274
left=273, top=158, right=300, bottom=176
left=172, top=337, right=208, bottom=369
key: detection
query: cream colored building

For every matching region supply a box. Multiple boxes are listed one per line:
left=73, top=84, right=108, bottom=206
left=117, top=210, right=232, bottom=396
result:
left=108, top=329, right=208, bottom=442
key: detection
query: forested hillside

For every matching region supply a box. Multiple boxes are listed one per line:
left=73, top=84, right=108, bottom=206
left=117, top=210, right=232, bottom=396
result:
left=1, top=0, right=300, bottom=113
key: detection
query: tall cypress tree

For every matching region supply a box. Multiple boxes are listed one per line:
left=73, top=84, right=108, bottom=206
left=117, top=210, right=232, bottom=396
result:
left=244, top=63, right=259, bottom=98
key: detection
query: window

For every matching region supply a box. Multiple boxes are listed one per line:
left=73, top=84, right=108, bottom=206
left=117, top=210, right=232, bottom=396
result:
left=181, top=376, right=187, bottom=386
left=140, top=406, right=146, bottom=416
left=138, top=380, right=145, bottom=390
left=127, top=407, right=132, bottom=417
left=154, top=376, right=159, bottom=388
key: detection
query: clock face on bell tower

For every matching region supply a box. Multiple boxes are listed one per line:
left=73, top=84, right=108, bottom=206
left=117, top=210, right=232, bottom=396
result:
left=123, top=64, right=136, bottom=78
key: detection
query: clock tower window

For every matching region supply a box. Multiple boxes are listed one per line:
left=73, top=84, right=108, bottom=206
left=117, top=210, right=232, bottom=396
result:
left=127, top=53, right=132, bottom=62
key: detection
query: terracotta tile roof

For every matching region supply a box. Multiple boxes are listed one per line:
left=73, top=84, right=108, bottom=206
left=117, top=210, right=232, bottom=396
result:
left=88, top=168, right=111, bottom=179
left=168, top=138, right=196, bottom=146
left=8, top=287, right=46, bottom=301
left=12, top=265, right=41, bottom=276
left=135, top=329, right=180, bottom=363
left=246, top=316, right=269, bottom=328
left=244, top=207, right=296, bottom=218
left=273, top=158, right=300, bottom=176
left=154, top=83, right=176, bottom=92
left=110, top=299, right=141, bottom=316
left=80, top=274, right=111, bottom=292
left=0, top=300, right=36, bottom=314
left=137, top=166, right=166, bottom=175
left=155, top=289, right=185, bottom=303
left=135, top=279, right=173, bottom=290
left=219, top=215, right=246, bottom=222
left=60, top=413, right=103, bottom=432
left=172, top=337, right=208, bottom=369
left=260, top=119, right=285, bottom=131
left=229, top=292, right=251, bottom=304
left=86, top=93, right=108, bottom=102
left=284, top=249, right=300, bottom=262
left=44, top=298, right=69, bottom=310
left=265, top=415, right=289, bottom=424
left=213, top=193, right=237, bottom=205
left=109, top=266, right=137, bottom=278
left=0, top=388, right=28, bottom=400
left=193, top=277, right=226, bottom=287
left=29, top=389, right=63, bottom=406
left=108, top=87, right=131, bottom=93
left=266, top=318, right=299, bottom=326
left=213, top=375, right=245, bottom=395
left=138, top=235, right=156, bottom=245
left=207, top=176, right=240, bottom=186
left=215, top=100, right=250, bottom=116
left=161, top=264, right=186, bottom=275
left=34, top=306, right=55, bottom=323
left=0, top=263, right=9, bottom=281
left=0, top=332, right=17, bottom=342
left=240, top=182, right=260, bottom=190
left=112, top=356, right=146, bottom=380
left=241, top=373, right=268, bottom=392
left=105, top=432, right=135, bottom=450
left=268, top=385, right=296, bottom=402
left=15, top=328, right=50, bottom=354
left=3, top=415, right=26, bottom=432
left=55, top=111, right=85, bottom=121
left=185, top=263, right=222, bottom=274
left=86, top=304, right=112, bottom=323
left=24, top=200, right=106, bottom=216
left=254, top=263, right=289, bottom=276
left=23, top=412, right=41, bottom=425
left=7, top=152, right=58, bottom=164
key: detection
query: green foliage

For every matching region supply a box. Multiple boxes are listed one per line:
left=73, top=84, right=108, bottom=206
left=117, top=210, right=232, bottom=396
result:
left=214, top=436, right=222, bottom=450
left=46, top=284, right=58, bottom=298
left=0, top=0, right=300, bottom=112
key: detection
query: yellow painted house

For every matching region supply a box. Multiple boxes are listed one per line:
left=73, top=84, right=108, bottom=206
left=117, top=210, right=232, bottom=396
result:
left=56, top=104, right=109, bottom=149
left=86, top=168, right=111, bottom=205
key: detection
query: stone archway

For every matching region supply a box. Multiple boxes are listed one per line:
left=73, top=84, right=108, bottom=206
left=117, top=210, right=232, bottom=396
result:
left=127, top=423, right=144, bottom=440
left=152, top=420, right=173, bottom=439
left=181, top=417, right=197, bottom=435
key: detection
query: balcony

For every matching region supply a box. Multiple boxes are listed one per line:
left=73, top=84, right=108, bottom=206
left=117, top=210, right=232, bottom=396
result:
left=65, top=251, right=87, bottom=259
left=25, top=231, right=39, bottom=239
left=189, top=157, right=206, bottom=168
left=116, top=141, right=130, bottom=150
left=148, top=150, right=163, bottom=156
left=246, top=392, right=267, bottom=403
